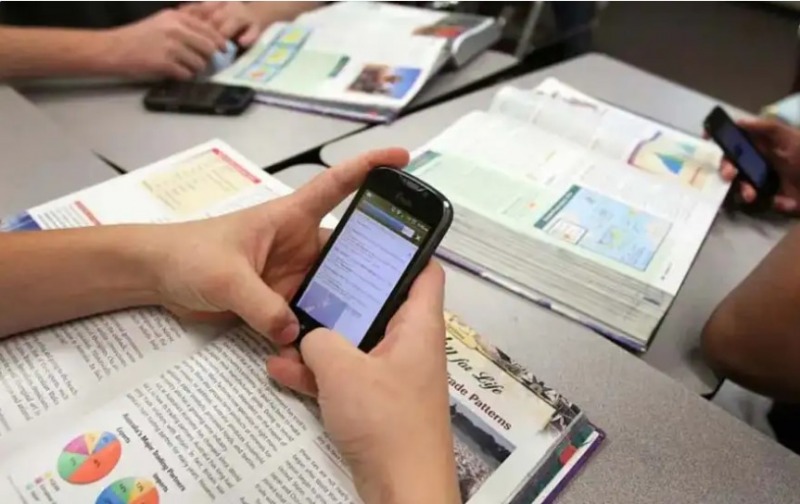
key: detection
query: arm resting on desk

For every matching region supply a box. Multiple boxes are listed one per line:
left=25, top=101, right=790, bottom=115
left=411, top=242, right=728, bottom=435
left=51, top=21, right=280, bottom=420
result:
left=0, top=27, right=117, bottom=80
left=0, top=226, right=160, bottom=338
left=702, top=224, right=800, bottom=401
left=246, top=2, right=322, bottom=25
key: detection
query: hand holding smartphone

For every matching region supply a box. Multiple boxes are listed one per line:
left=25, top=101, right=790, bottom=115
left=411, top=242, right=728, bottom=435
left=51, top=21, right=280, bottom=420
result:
left=290, top=167, right=453, bottom=352
left=704, top=106, right=780, bottom=198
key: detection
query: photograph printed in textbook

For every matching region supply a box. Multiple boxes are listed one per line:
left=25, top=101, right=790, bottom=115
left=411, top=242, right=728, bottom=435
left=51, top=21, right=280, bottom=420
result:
left=450, top=399, right=515, bottom=503
left=348, top=64, right=421, bottom=99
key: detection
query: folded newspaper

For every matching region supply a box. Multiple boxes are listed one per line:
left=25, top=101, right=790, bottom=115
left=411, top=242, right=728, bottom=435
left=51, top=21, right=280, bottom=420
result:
left=212, top=2, right=500, bottom=122
left=0, top=141, right=602, bottom=503
left=404, top=78, right=731, bottom=351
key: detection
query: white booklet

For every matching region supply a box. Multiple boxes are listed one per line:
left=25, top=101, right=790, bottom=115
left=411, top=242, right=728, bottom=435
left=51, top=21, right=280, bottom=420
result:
left=212, top=2, right=499, bottom=122
left=405, top=78, right=730, bottom=351
left=0, top=141, right=601, bottom=503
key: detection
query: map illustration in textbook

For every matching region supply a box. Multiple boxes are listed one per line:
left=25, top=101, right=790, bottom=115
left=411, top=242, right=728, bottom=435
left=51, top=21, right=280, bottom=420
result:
left=57, top=431, right=122, bottom=484
left=536, top=186, right=671, bottom=271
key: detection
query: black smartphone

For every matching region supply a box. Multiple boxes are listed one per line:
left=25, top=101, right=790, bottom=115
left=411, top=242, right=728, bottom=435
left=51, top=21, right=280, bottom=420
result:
left=290, top=167, right=453, bottom=352
left=143, top=81, right=254, bottom=115
left=704, top=106, right=780, bottom=196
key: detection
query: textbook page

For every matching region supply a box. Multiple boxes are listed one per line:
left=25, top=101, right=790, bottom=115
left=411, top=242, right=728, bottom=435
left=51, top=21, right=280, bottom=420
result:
left=297, top=1, right=448, bottom=34
left=213, top=21, right=446, bottom=116
left=0, top=315, right=584, bottom=504
left=298, top=2, right=498, bottom=68
left=1, top=140, right=293, bottom=231
left=407, top=111, right=722, bottom=345
left=0, top=141, right=314, bottom=456
left=441, top=313, right=584, bottom=504
left=489, top=78, right=729, bottom=204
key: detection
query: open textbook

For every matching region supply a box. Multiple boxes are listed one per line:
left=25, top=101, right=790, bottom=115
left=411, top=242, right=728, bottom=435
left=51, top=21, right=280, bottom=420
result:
left=0, top=141, right=602, bottom=503
left=405, top=78, right=730, bottom=351
left=212, top=2, right=500, bottom=122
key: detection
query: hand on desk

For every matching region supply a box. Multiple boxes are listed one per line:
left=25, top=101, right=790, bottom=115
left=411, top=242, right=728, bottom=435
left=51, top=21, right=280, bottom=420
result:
left=718, top=118, right=800, bottom=214
left=267, top=262, right=460, bottom=504
left=180, top=1, right=264, bottom=48
left=102, top=9, right=226, bottom=80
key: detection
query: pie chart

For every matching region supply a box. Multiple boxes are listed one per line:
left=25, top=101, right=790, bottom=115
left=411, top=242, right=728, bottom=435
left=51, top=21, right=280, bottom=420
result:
left=96, top=477, right=160, bottom=504
left=57, top=431, right=122, bottom=484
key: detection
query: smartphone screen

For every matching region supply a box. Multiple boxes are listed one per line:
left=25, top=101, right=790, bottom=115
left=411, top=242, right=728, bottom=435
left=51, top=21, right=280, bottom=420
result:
left=716, top=120, right=770, bottom=188
left=294, top=189, right=431, bottom=347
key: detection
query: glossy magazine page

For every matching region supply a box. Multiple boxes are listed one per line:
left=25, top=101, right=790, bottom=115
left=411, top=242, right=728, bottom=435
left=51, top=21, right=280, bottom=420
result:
left=442, top=313, right=601, bottom=503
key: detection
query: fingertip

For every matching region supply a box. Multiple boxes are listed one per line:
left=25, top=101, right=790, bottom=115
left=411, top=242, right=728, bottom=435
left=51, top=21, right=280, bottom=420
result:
left=423, top=259, right=446, bottom=287
left=405, top=260, right=446, bottom=313
left=238, top=26, right=260, bottom=47
left=736, top=117, right=759, bottom=128
left=170, top=66, right=193, bottom=81
left=741, top=183, right=757, bottom=203
left=275, top=320, right=300, bottom=345
left=265, top=356, right=318, bottom=396
left=298, top=327, right=326, bottom=356
left=362, top=147, right=410, bottom=170
left=774, top=196, right=798, bottom=213
left=385, top=147, right=411, bottom=167
left=300, top=327, right=362, bottom=372
left=720, top=168, right=736, bottom=182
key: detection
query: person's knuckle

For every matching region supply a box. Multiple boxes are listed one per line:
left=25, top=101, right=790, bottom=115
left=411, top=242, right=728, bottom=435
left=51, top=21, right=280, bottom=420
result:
left=162, top=41, right=178, bottom=58
left=164, top=23, right=182, bottom=38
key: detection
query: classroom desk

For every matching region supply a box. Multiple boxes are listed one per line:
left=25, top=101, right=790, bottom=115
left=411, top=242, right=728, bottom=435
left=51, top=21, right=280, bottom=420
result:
left=274, top=163, right=800, bottom=504
left=0, top=86, right=116, bottom=215
left=410, top=50, right=517, bottom=110
left=20, top=51, right=516, bottom=173
left=318, top=52, right=794, bottom=396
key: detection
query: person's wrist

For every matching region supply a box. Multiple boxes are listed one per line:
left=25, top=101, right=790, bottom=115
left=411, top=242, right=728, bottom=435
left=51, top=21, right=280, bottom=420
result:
left=109, top=225, right=171, bottom=307
left=91, top=28, right=127, bottom=76
left=352, top=427, right=460, bottom=504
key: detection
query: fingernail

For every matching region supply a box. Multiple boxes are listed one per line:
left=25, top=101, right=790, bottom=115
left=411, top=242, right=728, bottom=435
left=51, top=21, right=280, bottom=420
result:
left=276, top=322, right=299, bottom=345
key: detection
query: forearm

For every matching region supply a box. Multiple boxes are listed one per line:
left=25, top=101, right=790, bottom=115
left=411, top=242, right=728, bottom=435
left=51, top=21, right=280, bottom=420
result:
left=246, top=1, right=322, bottom=25
left=702, top=224, right=800, bottom=400
left=0, top=225, right=162, bottom=337
left=0, top=26, right=115, bottom=80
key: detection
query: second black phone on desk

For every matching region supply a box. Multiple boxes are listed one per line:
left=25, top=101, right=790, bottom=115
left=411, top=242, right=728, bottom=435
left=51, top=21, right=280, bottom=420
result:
left=144, top=81, right=254, bottom=115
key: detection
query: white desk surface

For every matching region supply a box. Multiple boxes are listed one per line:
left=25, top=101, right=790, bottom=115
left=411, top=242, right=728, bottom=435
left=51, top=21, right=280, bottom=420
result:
left=318, top=52, right=792, bottom=396
left=19, top=50, right=515, bottom=173
left=275, top=163, right=800, bottom=504
left=0, top=86, right=116, bottom=215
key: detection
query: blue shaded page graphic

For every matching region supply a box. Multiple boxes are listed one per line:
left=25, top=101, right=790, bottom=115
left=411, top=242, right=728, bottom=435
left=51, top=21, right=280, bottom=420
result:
left=535, top=186, right=671, bottom=271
